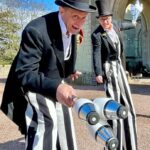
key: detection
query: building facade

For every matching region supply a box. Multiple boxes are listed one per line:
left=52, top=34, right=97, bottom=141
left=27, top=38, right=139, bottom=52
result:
left=75, top=0, right=150, bottom=85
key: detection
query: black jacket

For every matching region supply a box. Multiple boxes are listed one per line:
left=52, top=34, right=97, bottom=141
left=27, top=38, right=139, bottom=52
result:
left=91, top=25, right=125, bottom=76
left=91, top=21, right=136, bottom=76
left=1, top=11, right=77, bottom=134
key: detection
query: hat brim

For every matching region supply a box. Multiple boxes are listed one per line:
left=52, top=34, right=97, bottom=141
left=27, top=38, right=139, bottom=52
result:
left=96, top=13, right=113, bottom=18
left=96, top=14, right=113, bottom=19
left=55, top=0, right=97, bottom=13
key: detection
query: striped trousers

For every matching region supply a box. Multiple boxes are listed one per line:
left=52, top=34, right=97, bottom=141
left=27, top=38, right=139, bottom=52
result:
left=103, top=61, right=138, bottom=150
left=24, top=91, right=77, bottom=150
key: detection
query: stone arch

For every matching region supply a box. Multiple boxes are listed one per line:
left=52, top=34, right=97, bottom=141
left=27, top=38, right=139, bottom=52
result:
left=112, top=0, right=150, bottom=76
left=75, top=0, right=150, bottom=85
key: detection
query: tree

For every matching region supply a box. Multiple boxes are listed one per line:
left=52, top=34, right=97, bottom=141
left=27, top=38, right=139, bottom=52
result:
left=0, top=8, right=20, bottom=64
left=0, top=0, right=47, bottom=64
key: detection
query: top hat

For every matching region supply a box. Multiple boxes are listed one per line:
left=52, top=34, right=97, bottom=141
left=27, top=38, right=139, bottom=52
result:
left=95, top=0, right=113, bottom=17
left=55, top=0, right=97, bottom=13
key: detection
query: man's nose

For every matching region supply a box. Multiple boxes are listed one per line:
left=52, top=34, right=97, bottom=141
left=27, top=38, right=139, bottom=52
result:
left=104, top=19, right=108, bottom=23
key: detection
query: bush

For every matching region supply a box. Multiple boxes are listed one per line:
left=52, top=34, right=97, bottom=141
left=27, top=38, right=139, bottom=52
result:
left=0, top=49, right=17, bottom=65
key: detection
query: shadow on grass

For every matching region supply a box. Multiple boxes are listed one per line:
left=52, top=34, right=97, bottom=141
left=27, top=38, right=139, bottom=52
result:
left=130, top=84, right=150, bottom=95
left=0, top=137, right=25, bottom=150
left=0, top=78, right=6, bottom=84
left=1, top=78, right=150, bottom=95
left=137, top=114, right=150, bottom=119
left=74, top=84, right=150, bottom=96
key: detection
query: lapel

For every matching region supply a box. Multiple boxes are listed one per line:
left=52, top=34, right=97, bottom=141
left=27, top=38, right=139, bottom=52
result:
left=99, top=26, right=116, bottom=51
left=114, top=26, right=124, bottom=52
left=45, top=12, right=65, bottom=72
left=106, top=32, right=117, bottom=51
left=71, top=35, right=76, bottom=56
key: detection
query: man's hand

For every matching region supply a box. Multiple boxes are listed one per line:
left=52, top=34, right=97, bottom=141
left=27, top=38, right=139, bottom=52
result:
left=56, top=83, right=77, bottom=107
left=70, top=71, right=82, bottom=81
left=96, top=75, right=103, bottom=83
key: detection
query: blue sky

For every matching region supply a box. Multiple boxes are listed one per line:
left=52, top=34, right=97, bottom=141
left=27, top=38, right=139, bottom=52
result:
left=34, top=0, right=58, bottom=11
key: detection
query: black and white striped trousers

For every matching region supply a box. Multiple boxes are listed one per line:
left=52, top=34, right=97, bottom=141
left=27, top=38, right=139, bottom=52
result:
left=25, top=91, right=77, bottom=150
left=104, top=61, right=138, bottom=150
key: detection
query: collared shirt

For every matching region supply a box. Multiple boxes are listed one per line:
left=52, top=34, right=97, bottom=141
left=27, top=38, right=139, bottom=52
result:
left=58, top=13, right=72, bottom=60
left=105, top=26, right=121, bottom=58
left=105, top=27, right=119, bottom=48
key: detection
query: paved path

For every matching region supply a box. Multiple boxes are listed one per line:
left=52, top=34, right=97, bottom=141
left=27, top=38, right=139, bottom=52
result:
left=0, top=80, right=150, bottom=150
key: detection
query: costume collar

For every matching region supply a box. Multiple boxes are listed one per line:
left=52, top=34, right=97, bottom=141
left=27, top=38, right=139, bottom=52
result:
left=58, top=13, right=72, bottom=37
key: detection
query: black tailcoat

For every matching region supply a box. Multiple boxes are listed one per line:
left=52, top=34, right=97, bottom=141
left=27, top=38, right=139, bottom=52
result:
left=1, top=11, right=77, bottom=134
left=91, top=25, right=125, bottom=76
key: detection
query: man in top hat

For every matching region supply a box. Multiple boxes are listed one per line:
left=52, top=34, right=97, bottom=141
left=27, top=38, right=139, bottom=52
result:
left=91, top=0, right=137, bottom=149
left=1, top=0, right=96, bottom=149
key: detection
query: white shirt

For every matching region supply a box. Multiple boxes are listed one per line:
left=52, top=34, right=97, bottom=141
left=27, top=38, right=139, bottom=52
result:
left=105, top=27, right=121, bottom=61
left=58, top=13, right=72, bottom=60
left=105, top=27, right=119, bottom=48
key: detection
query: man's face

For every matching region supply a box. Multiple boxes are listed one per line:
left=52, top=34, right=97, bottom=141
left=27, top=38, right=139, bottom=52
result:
left=98, top=16, right=112, bottom=30
left=60, top=7, right=88, bottom=34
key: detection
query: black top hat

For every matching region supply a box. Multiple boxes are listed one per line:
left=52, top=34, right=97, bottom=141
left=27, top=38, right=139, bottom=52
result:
left=55, top=0, right=97, bottom=13
left=95, top=0, right=113, bottom=17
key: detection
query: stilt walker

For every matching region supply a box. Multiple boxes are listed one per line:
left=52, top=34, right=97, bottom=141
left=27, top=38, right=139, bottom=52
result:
left=92, top=0, right=138, bottom=149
